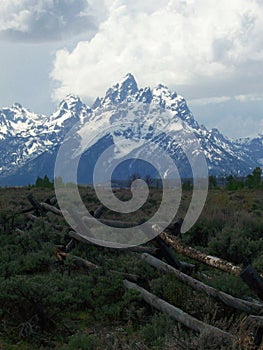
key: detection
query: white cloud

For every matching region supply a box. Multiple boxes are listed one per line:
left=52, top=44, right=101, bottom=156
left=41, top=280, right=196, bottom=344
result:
left=50, top=0, right=263, bottom=103
left=0, top=0, right=106, bottom=42
left=190, top=93, right=263, bottom=106
left=189, top=96, right=231, bottom=106
left=235, top=94, right=263, bottom=102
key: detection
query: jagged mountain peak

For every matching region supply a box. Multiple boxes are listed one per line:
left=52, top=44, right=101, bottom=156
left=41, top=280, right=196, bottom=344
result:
left=57, top=94, right=87, bottom=112
left=49, top=94, right=91, bottom=128
left=102, top=73, right=139, bottom=106
left=12, top=102, right=23, bottom=110
left=0, top=102, right=43, bottom=124
left=153, top=83, right=176, bottom=97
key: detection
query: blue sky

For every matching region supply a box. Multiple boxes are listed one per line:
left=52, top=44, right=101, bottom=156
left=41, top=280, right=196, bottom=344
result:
left=0, top=0, right=263, bottom=139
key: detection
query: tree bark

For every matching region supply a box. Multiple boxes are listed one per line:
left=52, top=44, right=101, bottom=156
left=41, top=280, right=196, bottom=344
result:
left=141, top=253, right=263, bottom=315
left=123, top=279, right=234, bottom=341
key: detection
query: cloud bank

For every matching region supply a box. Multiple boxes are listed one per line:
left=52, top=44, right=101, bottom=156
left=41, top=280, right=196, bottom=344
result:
left=50, top=0, right=263, bottom=104
left=0, top=0, right=106, bottom=42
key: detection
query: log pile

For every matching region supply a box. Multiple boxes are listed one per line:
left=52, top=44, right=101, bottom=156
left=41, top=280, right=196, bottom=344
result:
left=12, top=192, right=263, bottom=348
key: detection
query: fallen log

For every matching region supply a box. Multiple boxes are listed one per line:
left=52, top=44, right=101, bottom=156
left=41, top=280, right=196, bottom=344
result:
left=46, top=196, right=57, bottom=206
left=15, top=228, right=24, bottom=235
left=123, top=279, right=234, bottom=341
left=141, top=253, right=263, bottom=315
left=152, top=236, right=183, bottom=270
left=55, top=248, right=98, bottom=270
left=240, top=265, right=263, bottom=302
left=40, top=202, right=62, bottom=216
left=68, top=208, right=96, bottom=239
left=93, top=205, right=106, bottom=219
left=160, top=232, right=243, bottom=276
left=67, top=230, right=195, bottom=271
left=142, top=225, right=196, bottom=274
left=82, top=216, right=138, bottom=228
left=55, top=249, right=139, bottom=282
left=27, top=194, right=46, bottom=216
left=25, top=213, right=38, bottom=221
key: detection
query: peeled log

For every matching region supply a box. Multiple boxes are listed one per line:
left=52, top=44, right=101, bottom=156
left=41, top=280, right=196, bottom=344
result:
left=123, top=279, right=234, bottom=342
left=141, top=253, right=263, bottom=315
left=160, top=233, right=243, bottom=276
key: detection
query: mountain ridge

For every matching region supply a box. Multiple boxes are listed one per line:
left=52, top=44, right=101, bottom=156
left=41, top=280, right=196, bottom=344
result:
left=0, top=73, right=262, bottom=185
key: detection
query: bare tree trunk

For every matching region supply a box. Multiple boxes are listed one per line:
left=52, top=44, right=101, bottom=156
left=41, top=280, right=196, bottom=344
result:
left=141, top=253, right=263, bottom=315
left=123, top=279, right=235, bottom=342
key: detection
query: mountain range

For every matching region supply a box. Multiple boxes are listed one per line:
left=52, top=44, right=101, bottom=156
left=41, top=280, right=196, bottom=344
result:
left=0, top=73, right=262, bottom=186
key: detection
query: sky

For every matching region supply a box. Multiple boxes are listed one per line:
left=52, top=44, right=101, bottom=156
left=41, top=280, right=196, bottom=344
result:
left=0, top=0, right=263, bottom=139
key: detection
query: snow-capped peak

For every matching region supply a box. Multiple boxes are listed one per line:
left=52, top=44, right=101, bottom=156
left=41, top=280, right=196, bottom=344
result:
left=102, top=73, right=139, bottom=106
left=12, top=102, right=23, bottom=110
left=49, top=94, right=91, bottom=128
left=58, top=94, right=86, bottom=112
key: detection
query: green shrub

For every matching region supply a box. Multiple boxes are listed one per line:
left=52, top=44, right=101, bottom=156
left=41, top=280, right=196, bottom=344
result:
left=62, top=333, right=99, bottom=350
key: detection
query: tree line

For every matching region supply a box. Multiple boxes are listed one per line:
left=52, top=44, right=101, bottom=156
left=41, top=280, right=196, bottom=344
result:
left=33, top=167, right=263, bottom=191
